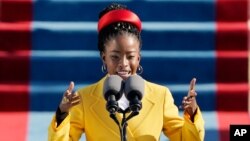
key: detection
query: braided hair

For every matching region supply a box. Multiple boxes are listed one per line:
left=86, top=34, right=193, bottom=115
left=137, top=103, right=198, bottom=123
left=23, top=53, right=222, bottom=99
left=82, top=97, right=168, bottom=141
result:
left=98, top=3, right=142, bottom=53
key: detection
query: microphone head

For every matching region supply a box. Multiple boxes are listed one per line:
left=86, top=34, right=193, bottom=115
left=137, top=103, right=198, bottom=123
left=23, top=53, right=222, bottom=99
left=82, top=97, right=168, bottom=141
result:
left=124, top=75, right=144, bottom=101
left=103, top=75, right=123, bottom=101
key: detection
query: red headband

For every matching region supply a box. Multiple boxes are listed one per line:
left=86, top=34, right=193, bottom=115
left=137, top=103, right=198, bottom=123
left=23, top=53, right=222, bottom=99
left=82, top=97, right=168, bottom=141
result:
left=98, top=9, right=142, bottom=32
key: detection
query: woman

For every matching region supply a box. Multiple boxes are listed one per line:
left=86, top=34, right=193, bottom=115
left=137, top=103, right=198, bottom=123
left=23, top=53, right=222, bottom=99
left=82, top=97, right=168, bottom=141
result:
left=48, top=3, right=204, bottom=141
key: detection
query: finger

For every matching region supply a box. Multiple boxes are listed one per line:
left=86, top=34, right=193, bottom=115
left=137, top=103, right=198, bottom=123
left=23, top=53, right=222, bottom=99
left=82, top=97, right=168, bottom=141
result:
left=62, top=96, right=70, bottom=104
left=71, top=92, right=79, bottom=98
left=182, top=100, right=185, bottom=105
left=64, top=90, right=72, bottom=99
left=71, top=99, right=81, bottom=107
left=183, top=96, right=188, bottom=101
left=70, top=93, right=80, bottom=105
left=180, top=102, right=190, bottom=109
left=180, top=95, right=193, bottom=109
left=71, top=94, right=80, bottom=102
left=188, top=90, right=197, bottom=97
left=66, top=91, right=78, bottom=100
left=184, top=101, right=192, bottom=105
left=183, top=100, right=192, bottom=106
left=67, top=81, right=75, bottom=93
left=183, top=105, right=192, bottom=110
left=189, top=78, right=196, bottom=91
left=71, top=95, right=80, bottom=102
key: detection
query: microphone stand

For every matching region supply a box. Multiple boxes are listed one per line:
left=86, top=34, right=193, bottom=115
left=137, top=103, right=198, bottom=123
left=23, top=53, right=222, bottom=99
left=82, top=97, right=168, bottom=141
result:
left=120, top=109, right=129, bottom=141
left=106, top=95, right=141, bottom=141
left=108, top=108, right=139, bottom=141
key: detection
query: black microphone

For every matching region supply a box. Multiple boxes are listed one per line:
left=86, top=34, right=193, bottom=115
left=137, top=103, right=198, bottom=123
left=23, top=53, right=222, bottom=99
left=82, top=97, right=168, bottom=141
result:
left=103, top=75, right=123, bottom=114
left=124, top=75, right=144, bottom=113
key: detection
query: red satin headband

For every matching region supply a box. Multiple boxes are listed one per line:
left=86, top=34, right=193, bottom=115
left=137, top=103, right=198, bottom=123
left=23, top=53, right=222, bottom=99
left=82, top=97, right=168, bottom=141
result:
left=98, top=9, right=142, bottom=32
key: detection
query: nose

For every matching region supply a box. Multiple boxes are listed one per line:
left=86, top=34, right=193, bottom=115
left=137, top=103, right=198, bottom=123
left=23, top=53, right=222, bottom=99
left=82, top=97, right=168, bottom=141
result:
left=119, top=56, right=128, bottom=68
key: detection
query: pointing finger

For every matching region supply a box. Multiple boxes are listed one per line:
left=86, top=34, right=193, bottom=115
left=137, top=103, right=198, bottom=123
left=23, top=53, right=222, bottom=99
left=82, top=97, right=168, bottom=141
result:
left=67, top=81, right=74, bottom=93
left=189, top=78, right=196, bottom=91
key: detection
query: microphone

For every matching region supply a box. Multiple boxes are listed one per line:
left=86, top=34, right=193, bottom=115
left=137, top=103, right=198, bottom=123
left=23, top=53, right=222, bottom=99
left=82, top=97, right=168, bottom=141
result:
left=103, top=75, right=124, bottom=114
left=124, top=75, right=144, bottom=113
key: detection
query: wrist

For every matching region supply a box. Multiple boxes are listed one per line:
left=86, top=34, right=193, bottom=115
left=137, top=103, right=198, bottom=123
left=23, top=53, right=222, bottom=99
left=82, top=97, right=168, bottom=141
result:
left=56, top=107, right=69, bottom=126
left=190, top=108, right=197, bottom=122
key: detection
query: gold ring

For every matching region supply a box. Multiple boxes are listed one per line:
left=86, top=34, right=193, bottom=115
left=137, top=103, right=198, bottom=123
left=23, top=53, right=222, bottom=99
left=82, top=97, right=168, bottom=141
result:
left=62, top=97, right=69, bottom=103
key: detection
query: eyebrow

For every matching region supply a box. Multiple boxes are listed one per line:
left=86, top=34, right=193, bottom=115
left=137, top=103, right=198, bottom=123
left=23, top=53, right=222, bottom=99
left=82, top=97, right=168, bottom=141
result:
left=110, top=50, right=137, bottom=53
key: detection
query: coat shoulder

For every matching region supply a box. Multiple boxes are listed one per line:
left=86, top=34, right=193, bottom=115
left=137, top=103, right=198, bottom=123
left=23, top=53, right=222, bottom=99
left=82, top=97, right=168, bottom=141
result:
left=145, top=80, right=169, bottom=92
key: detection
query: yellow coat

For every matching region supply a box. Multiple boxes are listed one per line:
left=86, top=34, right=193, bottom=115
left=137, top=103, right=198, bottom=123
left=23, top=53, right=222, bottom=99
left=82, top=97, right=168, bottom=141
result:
left=48, top=76, right=205, bottom=141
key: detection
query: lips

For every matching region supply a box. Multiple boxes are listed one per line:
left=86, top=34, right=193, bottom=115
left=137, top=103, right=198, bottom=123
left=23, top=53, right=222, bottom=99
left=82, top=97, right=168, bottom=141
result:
left=117, top=70, right=131, bottom=79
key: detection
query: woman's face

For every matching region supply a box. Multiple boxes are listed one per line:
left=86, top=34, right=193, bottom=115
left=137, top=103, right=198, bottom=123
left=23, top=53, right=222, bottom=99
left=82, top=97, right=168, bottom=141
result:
left=101, top=33, right=141, bottom=80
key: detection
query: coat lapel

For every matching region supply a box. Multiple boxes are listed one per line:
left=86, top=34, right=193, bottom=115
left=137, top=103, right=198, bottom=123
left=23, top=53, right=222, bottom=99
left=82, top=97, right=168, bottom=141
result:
left=125, top=81, right=157, bottom=136
left=89, top=77, right=121, bottom=138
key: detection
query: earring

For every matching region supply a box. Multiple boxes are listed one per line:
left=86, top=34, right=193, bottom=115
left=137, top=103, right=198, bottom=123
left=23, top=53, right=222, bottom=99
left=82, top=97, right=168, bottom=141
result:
left=102, top=64, right=107, bottom=73
left=137, top=65, right=143, bottom=74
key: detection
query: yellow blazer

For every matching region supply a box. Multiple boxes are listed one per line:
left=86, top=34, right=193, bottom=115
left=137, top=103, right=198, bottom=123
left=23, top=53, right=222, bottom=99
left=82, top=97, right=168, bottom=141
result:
left=48, top=76, right=204, bottom=141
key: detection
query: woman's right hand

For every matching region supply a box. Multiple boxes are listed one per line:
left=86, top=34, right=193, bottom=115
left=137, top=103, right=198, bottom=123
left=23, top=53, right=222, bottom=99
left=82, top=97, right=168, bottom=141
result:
left=59, top=81, right=81, bottom=113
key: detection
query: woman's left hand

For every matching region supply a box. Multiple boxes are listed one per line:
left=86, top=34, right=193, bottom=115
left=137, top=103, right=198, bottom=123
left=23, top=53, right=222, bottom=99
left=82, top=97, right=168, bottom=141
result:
left=181, top=78, right=198, bottom=117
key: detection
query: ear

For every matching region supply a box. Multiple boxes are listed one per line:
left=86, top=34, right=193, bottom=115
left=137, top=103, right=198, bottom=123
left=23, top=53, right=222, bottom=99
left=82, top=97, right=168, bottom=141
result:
left=101, top=52, right=105, bottom=63
left=138, top=53, right=141, bottom=62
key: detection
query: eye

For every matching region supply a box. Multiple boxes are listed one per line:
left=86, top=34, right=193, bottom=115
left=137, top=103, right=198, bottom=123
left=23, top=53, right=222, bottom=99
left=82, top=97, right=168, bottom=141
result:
left=111, top=55, right=119, bottom=60
left=127, top=55, right=135, bottom=60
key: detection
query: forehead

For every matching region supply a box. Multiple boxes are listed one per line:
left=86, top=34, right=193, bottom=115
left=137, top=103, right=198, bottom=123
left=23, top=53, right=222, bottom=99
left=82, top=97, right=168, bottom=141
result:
left=104, top=33, right=140, bottom=52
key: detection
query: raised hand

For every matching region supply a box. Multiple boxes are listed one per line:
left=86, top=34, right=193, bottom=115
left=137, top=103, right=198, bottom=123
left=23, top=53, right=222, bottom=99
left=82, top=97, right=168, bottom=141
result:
left=181, top=78, right=198, bottom=117
left=59, top=81, right=81, bottom=113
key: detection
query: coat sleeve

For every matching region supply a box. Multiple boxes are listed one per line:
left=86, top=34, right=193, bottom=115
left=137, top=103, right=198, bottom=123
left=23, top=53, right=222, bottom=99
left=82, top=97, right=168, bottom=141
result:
left=48, top=92, right=85, bottom=141
left=162, top=87, right=205, bottom=141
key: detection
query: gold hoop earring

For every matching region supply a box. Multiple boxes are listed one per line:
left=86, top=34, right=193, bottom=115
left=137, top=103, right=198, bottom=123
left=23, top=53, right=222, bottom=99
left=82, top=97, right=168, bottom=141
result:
left=101, top=64, right=107, bottom=73
left=137, top=65, right=143, bottom=74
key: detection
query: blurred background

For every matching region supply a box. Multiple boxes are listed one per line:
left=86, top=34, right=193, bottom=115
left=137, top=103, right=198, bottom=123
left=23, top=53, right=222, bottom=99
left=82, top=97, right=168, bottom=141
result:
left=0, top=0, right=249, bottom=141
